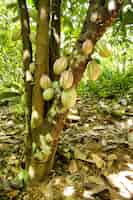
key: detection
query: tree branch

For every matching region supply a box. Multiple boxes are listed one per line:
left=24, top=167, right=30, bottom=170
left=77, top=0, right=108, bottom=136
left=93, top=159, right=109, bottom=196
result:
left=72, top=0, right=123, bottom=85
left=47, top=0, right=123, bottom=173
left=49, top=0, right=61, bottom=80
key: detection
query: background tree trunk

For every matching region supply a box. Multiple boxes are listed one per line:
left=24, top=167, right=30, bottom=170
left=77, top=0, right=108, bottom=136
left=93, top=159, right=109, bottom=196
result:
left=18, top=0, right=33, bottom=167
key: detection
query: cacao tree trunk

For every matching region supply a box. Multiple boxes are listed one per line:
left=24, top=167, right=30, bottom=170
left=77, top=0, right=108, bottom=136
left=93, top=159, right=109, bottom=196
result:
left=28, top=0, right=50, bottom=183
left=18, top=0, right=123, bottom=184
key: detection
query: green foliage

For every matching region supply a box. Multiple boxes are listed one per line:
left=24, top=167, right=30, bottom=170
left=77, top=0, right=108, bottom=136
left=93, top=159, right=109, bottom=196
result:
left=61, top=0, right=88, bottom=55
left=78, top=67, right=133, bottom=99
left=0, top=2, right=23, bottom=107
left=0, top=0, right=132, bottom=113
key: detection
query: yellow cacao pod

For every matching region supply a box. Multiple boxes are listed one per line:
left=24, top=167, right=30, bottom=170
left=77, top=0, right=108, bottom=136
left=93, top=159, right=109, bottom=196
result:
left=61, top=87, right=77, bottom=109
left=40, top=74, right=52, bottom=89
left=98, top=43, right=112, bottom=57
left=31, top=110, right=41, bottom=129
left=53, top=57, right=68, bottom=75
left=60, top=70, right=74, bottom=90
left=42, top=88, right=54, bottom=101
left=88, top=60, right=101, bottom=81
left=82, top=39, right=93, bottom=56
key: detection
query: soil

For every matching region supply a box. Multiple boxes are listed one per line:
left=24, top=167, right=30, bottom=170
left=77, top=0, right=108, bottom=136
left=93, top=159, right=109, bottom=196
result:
left=0, top=96, right=133, bottom=200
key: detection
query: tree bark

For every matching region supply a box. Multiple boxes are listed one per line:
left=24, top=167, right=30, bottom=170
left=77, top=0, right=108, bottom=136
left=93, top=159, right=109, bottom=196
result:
left=28, top=0, right=50, bottom=183
left=49, top=0, right=61, bottom=80
left=18, top=0, right=33, bottom=167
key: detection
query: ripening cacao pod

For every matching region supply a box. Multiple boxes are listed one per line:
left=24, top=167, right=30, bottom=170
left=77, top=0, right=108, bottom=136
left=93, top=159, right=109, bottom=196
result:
left=88, top=60, right=101, bottom=81
left=61, top=87, right=77, bottom=109
left=31, top=110, right=41, bottom=129
left=53, top=57, right=68, bottom=75
left=60, top=70, right=74, bottom=90
left=40, top=74, right=52, bottom=89
left=42, top=88, right=54, bottom=101
left=82, top=39, right=93, bottom=56
left=29, top=63, right=35, bottom=73
left=98, top=42, right=112, bottom=57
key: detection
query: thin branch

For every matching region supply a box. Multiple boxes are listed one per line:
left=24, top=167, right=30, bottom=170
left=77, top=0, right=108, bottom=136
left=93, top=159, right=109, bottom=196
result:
left=73, top=0, right=123, bottom=85
left=49, top=0, right=61, bottom=80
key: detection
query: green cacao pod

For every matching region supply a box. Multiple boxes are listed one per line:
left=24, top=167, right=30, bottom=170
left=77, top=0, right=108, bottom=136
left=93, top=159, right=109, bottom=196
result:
left=60, top=70, right=74, bottom=90
left=29, top=63, right=35, bottom=73
left=53, top=57, right=68, bottom=75
left=82, top=39, right=93, bottom=56
left=61, top=87, right=77, bottom=109
left=40, top=74, right=52, bottom=89
left=42, top=88, right=54, bottom=101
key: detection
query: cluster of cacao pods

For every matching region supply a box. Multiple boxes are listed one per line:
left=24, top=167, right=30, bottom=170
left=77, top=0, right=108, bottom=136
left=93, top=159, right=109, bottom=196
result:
left=40, top=74, right=54, bottom=101
left=53, top=56, right=77, bottom=109
left=39, top=56, right=77, bottom=109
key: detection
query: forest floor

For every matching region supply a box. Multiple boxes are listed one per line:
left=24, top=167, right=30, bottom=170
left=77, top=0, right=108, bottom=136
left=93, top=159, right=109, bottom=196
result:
left=0, top=95, right=133, bottom=200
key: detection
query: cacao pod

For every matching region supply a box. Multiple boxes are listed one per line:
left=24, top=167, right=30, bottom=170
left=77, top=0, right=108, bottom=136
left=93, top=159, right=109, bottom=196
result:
left=31, top=110, right=41, bottom=129
left=52, top=81, right=59, bottom=89
left=88, top=60, right=101, bottom=81
left=53, top=57, right=68, bottom=75
left=61, top=87, right=77, bottom=109
left=82, top=39, right=93, bottom=56
left=29, top=63, right=35, bottom=73
left=60, top=70, right=74, bottom=90
left=98, top=42, right=112, bottom=57
left=42, top=88, right=54, bottom=101
left=40, top=74, right=52, bottom=89
left=26, top=70, right=33, bottom=82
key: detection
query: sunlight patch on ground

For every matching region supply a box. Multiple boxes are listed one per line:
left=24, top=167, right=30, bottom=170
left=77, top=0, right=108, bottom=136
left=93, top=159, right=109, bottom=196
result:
left=83, top=190, right=94, bottom=199
left=107, top=167, right=133, bottom=199
left=63, top=186, right=75, bottom=197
